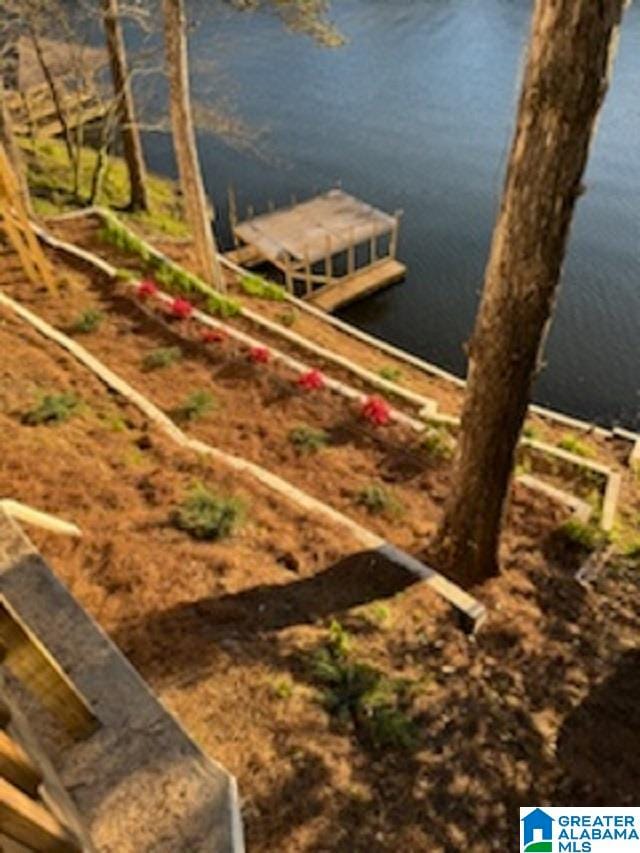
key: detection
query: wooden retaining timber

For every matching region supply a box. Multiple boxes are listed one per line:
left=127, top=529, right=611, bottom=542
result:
left=0, top=512, right=244, bottom=852
left=0, top=501, right=81, bottom=538
left=0, top=287, right=486, bottom=631
left=33, top=212, right=621, bottom=535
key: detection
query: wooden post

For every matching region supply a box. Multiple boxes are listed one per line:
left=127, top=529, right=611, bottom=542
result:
left=0, top=778, right=80, bottom=852
left=390, top=210, right=402, bottom=259
left=268, top=199, right=275, bottom=212
left=227, top=184, right=238, bottom=247
left=0, top=731, right=42, bottom=797
left=324, top=234, right=332, bottom=286
left=290, top=193, right=297, bottom=207
left=246, top=204, right=254, bottom=220
left=303, top=245, right=312, bottom=295
left=284, top=255, right=294, bottom=294
left=347, top=227, right=356, bottom=276
left=369, top=221, right=377, bottom=265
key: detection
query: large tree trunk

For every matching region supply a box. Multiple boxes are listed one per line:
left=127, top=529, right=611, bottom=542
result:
left=101, top=0, right=149, bottom=211
left=162, top=0, right=223, bottom=289
left=432, top=0, right=627, bottom=586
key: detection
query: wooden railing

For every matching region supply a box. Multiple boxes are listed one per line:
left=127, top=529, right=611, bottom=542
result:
left=4, top=76, right=107, bottom=139
left=0, top=697, right=82, bottom=852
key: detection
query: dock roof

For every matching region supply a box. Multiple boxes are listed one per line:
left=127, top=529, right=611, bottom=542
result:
left=234, top=189, right=396, bottom=264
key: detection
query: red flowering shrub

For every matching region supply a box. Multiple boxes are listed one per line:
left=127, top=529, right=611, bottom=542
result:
left=169, top=297, right=194, bottom=320
left=201, top=328, right=228, bottom=344
left=297, top=369, right=326, bottom=391
left=361, top=395, right=392, bottom=426
left=249, top=345, right=270, bottom=364
left=136, top=279, right=158, bottom=299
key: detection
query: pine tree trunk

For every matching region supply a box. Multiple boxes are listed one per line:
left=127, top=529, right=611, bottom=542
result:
left=101, top=0, right=149, bottom=211
left=432, top=0, right=627, bottom=586
left=162, top=0, right=223, bottom=289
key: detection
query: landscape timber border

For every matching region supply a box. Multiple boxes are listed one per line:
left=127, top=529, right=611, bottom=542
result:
left=32, top=213, right=620, bottom=534
left=0, top=287, right=487, bottom=632
left=0, top=510, right=244, bottom=852
left=49, top=206, right=640, bottom=466
left=31, top=217, right=602, bottom=543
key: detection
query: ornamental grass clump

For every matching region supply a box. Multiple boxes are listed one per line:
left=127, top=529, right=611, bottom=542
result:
left=355, top=483, right=404, bottom=519
left=311, top=621, right=417, bottom=751
left=171, top=390, right=216, bottom=422
left=70, top=308, right=103, bottom=334
left=558, top=518, right=610, bottom=552
left=22, top=393, right=78, bottom=425
left=172, top=483, right=244, bottom=541
left=289, top=425, right=330, bottom=454
left=142, top=347, right=182, bottom=371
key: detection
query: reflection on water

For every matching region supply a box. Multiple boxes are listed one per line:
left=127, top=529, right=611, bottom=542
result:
left=143, top=0, right=640, bottom=428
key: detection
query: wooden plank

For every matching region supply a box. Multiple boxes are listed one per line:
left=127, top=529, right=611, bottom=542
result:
left=0, top=502, right=81, bottom=538
left=0, top=602, right=97, bottom=739
left=0, top=732, right=42, bottom=797
left=307, top=259, right=406, bottom=311
left=0, top=778, right=79, bottom=852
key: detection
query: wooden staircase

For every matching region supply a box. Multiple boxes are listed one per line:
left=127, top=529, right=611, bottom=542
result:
left=0, top=142, right=55, bottom=293
left=0, top=700, right=81, bottom=852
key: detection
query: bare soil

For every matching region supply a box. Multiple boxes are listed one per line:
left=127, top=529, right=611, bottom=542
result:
left=1, top=227, right=639, bottom=852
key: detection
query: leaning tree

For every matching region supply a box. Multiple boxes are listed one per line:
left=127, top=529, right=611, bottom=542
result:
left=432, top=0, right=628, bottom=585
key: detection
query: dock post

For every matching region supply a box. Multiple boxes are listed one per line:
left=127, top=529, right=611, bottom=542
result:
left=369, top=220, right=377, bottom=264
left=347, top=226, right=356, bottom=276
left=303, top=245, right=312, bottom=295
left=324, top=234, right=333, bottom=286
left=247, top=204, right=254, bottom=219
left=227, top=184, right=238, bottom=247
left=284, top=255, right=294, bottom=294
left=390, top=210, right=402, bottom=259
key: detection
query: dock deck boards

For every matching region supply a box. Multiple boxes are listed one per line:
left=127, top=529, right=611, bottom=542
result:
left=306, top=258, right=406, bottom=311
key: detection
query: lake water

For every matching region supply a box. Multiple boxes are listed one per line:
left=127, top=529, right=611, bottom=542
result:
left=142, top=0, right=640, bottom=429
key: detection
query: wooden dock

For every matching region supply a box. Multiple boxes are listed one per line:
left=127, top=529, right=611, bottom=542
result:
left=307, top=258, right=406, bottom=310
left=227, top=188, right=406, bottom=311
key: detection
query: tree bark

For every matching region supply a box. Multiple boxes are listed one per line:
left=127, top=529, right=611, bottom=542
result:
left=162, top=0, right=223, bottom=289
left=101, top=0, right=149, bottom=211
left=432, top=0, right=627, bottom=586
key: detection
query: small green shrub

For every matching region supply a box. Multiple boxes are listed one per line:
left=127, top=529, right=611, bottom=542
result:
left=559, top=518, right=610, bottom=551
left=22, top=393, right=78, bottom=425
left=557, top=434, right=592, bottom=458
left=70, top=309, right=103, bottom=334
left=355, top=483, right=404, bottom=518
left=239, top=273, right=285, bottom=301
left=172, top=483, right=244, bottom=541
left=171, top=390, right=216, bottom=422
left=142, top=347, right=182, bottom=371
left=277, top=308, right=298, bottom=327
left=270, top=677, right=294, bottom=700
left=522, top=424, right=538, bottom=440
left=310, top=621, right=416, bottom=750
left=378, top=365, right=402, bottom=383
left=421, top=426, right=454, bottom=461
left=289, top=425, right=329, bottom=454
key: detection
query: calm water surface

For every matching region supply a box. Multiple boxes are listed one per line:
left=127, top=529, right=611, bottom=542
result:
left=143, top=0, right=640, bottom=429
